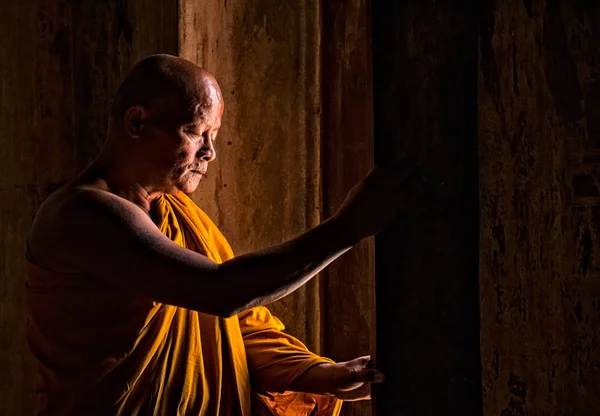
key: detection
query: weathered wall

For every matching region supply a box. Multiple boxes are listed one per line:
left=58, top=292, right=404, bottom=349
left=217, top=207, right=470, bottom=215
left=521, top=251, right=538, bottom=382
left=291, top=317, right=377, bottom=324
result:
left=181, top=2, right=376, bottom=414
left=179, top=0, right=324, bottom=353
left=479, top=1, right=600, bottom=414
left=320, top=1, right=376, bottom=415
left=0, top=1, right=177, bottom=414
left=372, top=1, right=483, bottom=414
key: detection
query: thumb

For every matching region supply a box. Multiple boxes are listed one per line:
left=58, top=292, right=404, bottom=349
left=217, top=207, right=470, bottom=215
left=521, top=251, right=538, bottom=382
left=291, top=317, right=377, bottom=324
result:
left=348, top=355, right=371, bottom=369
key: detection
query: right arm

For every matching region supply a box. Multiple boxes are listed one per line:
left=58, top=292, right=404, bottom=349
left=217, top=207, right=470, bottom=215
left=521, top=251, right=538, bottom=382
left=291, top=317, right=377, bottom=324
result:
left=59, top=161, right=416, bottom=317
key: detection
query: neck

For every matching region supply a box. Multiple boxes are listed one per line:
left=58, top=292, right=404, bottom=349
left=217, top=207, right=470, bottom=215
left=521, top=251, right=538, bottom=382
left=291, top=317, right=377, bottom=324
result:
left=82, top=136, right=163, bottom=214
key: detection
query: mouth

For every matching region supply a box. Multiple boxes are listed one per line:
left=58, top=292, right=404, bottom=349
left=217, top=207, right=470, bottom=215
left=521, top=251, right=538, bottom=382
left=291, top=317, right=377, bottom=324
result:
left=191, top=170, right=206, bottom=176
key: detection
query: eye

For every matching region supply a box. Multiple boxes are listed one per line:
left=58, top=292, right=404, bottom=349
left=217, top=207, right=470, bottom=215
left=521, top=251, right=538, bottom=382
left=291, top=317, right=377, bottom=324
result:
left=185, top=125, right=199, bottom=135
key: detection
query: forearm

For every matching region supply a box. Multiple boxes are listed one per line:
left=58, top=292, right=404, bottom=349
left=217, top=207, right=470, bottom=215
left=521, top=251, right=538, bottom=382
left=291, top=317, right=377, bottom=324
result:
left=216, top=218, right=356, bottom=316
left=288, top=363, right=335, bottom=395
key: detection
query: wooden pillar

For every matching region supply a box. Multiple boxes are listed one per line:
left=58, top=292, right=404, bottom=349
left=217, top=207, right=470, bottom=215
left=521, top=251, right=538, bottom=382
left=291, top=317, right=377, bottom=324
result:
left=179, top=0, right=324, bottom=353
left=182, top=4, right=378, bottom=415
left=0, top=1, right=177, bottom=413
left=372, top=1, right=482, bottom=414
left=479, top=1, right=600, bottom=413
left=320, top=0, right=376, bottom=415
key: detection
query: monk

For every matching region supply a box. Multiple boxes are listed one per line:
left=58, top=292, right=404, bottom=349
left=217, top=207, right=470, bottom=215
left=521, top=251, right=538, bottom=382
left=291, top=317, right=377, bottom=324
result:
left=25, top=54, right=416, bottom=415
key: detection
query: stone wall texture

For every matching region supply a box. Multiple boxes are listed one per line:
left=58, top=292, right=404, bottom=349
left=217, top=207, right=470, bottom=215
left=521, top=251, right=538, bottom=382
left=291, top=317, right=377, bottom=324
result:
left=479, top=1, right=600, bottom=414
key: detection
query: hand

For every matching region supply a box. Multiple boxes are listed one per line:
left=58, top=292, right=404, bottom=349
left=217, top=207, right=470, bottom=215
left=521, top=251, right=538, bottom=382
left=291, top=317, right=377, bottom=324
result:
left=330, top=156, right=421, bottom=244
left=291, top=355, right=384, bottom=401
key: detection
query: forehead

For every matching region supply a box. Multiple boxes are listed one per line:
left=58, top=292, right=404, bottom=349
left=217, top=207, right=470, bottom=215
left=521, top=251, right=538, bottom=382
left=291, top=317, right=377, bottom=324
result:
left=152, top=92, right=222, bottom=126
left=190, top=79, right=223, bottom=120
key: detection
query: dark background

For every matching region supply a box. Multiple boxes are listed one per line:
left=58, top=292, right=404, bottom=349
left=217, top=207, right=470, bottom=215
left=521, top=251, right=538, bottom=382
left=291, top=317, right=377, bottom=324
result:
left=2, top=1, right=600, bottom=415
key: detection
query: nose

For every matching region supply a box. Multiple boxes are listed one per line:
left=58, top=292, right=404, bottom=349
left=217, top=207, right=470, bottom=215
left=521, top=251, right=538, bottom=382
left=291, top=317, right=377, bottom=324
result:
left=198, top=138, right=216, bottom=163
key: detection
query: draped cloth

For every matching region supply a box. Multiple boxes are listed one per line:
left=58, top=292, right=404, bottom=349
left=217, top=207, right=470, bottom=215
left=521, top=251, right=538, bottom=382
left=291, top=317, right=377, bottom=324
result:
left=25, top=192, right=342, bottom=415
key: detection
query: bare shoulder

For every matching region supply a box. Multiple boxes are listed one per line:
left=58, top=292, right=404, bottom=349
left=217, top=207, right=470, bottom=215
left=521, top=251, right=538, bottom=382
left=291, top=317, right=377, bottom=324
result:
left=28, top=185, right=150, bottom=272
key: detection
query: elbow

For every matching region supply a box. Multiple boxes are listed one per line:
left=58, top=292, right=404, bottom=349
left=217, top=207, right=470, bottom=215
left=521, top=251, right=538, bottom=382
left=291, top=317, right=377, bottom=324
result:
left=218, top=309, right=239, bottom=319
left=213, top=303, right=247, bottom=319
left=204, top=298, right=245, bottom=318
left=208, top=264, right=257, bottom=317
left=210, top=296, right=259, bottom=318
left=210, top=305, right=237, bottom=319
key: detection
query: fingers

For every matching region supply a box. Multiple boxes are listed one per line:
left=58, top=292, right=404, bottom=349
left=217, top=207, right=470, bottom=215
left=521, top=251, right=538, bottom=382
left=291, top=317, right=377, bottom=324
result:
left=352, top=368, right=385, bottom=384
left=344, top=356, right=385, bottom=384
left=336, top=381, right=372, bottom=402
left=349, top=355, right=371, bottom=368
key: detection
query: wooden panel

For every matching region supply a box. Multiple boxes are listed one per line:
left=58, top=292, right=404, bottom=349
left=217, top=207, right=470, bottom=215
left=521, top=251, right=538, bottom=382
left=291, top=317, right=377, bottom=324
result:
left=0, top=1, right=177, bottom=413
left=0, top=1, right=76, bottom=190
left=70, top=0, right=178, bottom=170
left=479, top=1, right=600, bottom=414
left=372, top=1, right=482, bottom=414
left=320, top=1, right=375, bottom=415
left=180, top=0, right=323, bottom=352
left=0, top=2, right=75, bottom=414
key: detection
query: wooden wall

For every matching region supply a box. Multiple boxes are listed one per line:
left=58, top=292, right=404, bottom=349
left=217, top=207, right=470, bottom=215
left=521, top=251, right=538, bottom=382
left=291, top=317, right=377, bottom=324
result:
left=320, top=2, right=375, bottom=414
left=479, top=1, right=600, bottom=414
left=0, top=1, right=177, bottom=414
left=180, top=0, right=324, bottom=353
left=180, top=1, right=375, bottom=414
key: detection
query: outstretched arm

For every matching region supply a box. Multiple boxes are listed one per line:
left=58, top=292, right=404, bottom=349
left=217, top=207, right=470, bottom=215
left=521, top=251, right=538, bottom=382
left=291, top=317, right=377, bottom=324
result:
left=49, top=159, right=415, bottom=317
left=239, top=307, right=382, bottom=401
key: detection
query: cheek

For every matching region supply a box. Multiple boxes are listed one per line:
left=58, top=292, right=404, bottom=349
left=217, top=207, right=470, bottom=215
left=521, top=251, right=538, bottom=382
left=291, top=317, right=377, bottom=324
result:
left=143, top=133, right=180, bottom=166
left=170, top=145, right=198, bottom=176
left=174, top=145, right=197, bottom=167
left=154, top=138, right=193, bottom=168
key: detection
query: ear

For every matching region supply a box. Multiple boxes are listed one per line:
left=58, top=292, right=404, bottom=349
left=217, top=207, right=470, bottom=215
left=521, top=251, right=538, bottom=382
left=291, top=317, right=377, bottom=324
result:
left=123, top=105, right=148, bottom=139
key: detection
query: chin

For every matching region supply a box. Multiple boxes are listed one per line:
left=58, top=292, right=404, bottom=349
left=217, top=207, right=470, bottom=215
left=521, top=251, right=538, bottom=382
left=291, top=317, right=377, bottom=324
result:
left=179, top=179, right=202, bottom=194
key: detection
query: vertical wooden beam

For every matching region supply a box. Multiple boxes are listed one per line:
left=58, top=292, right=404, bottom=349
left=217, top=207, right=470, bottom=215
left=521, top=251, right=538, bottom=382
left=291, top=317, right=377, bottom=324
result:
left=321, top=1, right=375, bottom=415
left=0, top=2, right=75, bottom=414
left=479, top=1, right=600, bottom=413
left=179, top=0, right=324, bottom=353
left=372, top=1, right=482, bottom=414
left=70, top=0, right=178, bottom=170
left=0, top=1, right=177, bottom=413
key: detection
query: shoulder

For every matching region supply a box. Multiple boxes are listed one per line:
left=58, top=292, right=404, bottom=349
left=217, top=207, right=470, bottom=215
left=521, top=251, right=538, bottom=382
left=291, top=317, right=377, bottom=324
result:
left=36, top=185, right=143, bottom=229
left=28, top=186, right=148, bottom=271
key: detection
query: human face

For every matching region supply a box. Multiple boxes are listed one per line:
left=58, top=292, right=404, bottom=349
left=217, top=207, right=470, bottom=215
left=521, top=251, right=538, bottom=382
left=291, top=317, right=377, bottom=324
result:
left=138, top=97, right=223, bottom=194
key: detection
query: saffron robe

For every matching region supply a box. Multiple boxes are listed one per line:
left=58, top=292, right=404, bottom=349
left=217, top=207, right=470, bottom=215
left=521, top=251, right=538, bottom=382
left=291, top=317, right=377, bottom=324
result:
left=25, top=192, right=342, bottom=415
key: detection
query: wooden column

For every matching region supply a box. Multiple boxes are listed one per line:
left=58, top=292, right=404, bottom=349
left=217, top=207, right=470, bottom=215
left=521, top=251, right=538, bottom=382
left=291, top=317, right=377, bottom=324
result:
left=0, top=1, right=177, bottom=414
left=372, top=1, right=482, bottom=414
left=179, top=0, right=324, bottom=352
left=320, top=1, right=376, bottom=415
left=479, top=1, right=600, bottom=413
left=0, top=6, right=68, bottom=414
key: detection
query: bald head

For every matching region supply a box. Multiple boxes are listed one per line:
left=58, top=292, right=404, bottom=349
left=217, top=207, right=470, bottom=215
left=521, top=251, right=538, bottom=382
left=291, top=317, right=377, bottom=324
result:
left=110, top=54, right=222, bottom=128
left=101, top=55, right=223, bottom=195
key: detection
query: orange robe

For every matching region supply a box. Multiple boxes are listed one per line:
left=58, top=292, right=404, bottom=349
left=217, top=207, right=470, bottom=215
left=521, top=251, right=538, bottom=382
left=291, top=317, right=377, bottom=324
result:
left=25, top=192, right=342, bottom=415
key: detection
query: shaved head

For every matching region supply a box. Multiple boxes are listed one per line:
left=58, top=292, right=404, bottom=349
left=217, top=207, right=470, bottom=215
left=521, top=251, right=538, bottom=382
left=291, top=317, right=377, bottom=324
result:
left=110, top=54, right=223, bottom=128
left=101, top=54, right=224, bottom=195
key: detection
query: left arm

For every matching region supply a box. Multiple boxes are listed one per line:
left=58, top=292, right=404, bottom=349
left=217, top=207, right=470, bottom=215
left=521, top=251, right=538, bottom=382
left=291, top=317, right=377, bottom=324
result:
left=239, top=306, right=332, bottom=392
left=290, top=356, right=384, bottom=401
left=239, top=307, right=383, bottom=401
